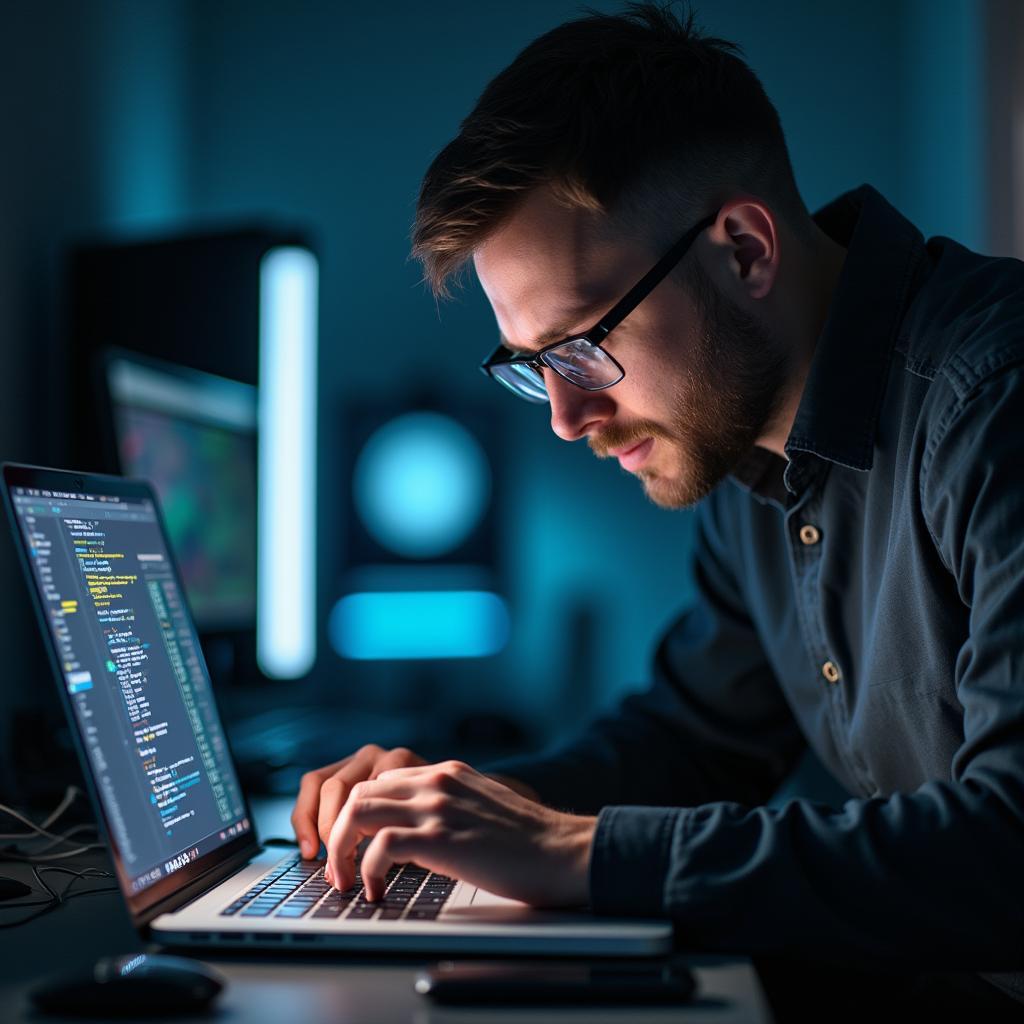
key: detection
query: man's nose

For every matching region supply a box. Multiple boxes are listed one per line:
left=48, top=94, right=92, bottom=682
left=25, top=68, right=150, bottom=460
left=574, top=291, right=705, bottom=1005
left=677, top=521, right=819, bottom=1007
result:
left=547, top=370, right=615, bottom=441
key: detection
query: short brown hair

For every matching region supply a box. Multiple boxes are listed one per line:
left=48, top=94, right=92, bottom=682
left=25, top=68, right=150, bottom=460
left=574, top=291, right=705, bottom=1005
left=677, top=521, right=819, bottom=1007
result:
left=412, top=2, right=806, bottom=297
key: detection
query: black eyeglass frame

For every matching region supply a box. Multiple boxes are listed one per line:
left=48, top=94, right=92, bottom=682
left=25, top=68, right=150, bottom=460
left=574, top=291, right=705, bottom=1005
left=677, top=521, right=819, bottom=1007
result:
left=479, top=211, right=718, bottom=400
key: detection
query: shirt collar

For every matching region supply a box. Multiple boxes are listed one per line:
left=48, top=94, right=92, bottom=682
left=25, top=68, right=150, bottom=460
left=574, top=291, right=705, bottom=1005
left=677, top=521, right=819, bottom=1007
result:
left=730, top=184, right=926, bottom=502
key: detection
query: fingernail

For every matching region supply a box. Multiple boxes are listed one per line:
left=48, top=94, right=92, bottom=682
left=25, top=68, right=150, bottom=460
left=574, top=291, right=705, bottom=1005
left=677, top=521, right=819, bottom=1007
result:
left=301, top=840, right=313, bottom=857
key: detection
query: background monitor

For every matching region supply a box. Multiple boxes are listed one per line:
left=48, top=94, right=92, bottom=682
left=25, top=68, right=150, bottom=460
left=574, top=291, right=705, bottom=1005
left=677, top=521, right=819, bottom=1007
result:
left=105, top=351, right=258, bottom=632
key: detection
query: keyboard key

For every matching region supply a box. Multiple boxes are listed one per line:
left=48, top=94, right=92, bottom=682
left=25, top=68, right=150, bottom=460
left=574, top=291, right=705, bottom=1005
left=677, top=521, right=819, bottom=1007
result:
left=378, top=908, right=404, bottom=920
left=240, top=905, right=275, bottom=917
left=312, top=906, right=345, bottom=919
left=276, top=905, right=312, bottom=918
left=346, top=905, right=378, bottom=919
left=318, top=904, right=350, bottom=916
left=406, top=907, right=440, bottom=920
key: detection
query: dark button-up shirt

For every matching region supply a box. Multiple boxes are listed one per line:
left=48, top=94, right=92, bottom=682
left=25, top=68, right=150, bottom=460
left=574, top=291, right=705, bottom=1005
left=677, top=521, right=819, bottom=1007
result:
left=496, top=186, right=1024, bottom=1000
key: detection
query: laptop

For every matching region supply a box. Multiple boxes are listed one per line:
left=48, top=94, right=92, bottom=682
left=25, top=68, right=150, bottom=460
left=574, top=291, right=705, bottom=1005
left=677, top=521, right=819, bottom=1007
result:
left=2, top=463, right=671, bottom=955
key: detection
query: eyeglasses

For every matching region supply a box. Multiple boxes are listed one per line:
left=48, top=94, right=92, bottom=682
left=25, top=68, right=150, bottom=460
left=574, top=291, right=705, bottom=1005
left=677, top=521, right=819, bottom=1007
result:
left=479, top=211, right=717, bottom=403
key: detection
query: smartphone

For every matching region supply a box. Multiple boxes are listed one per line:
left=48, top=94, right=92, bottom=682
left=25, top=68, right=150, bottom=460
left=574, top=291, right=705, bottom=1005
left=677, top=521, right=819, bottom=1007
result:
left=414, top=959, right=697, bottom=1005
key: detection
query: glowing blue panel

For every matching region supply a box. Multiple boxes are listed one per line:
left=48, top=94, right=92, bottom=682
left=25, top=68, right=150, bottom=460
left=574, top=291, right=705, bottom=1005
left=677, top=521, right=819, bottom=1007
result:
left=257, top=247, right=318, bottom=679
left=353, top=412, right=490, bottom=559
left=329, top=591, right=509, bottom=661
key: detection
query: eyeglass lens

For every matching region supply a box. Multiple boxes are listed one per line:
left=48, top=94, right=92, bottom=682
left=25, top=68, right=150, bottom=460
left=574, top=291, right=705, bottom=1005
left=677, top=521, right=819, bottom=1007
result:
left=491, top=339, right=621, bottom=403
left=491, top=361, right=548, bottom=403
left=541, top=338, right=621, bottom=389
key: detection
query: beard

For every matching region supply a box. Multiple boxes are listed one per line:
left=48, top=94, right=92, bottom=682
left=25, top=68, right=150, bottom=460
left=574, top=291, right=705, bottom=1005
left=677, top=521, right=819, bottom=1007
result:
left=590, top=262, right=790, bottom=509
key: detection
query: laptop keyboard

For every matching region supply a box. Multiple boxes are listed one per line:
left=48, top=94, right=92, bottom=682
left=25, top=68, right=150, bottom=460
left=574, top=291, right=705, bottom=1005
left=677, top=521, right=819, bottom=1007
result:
left=220, top=855, right=456, bottom=922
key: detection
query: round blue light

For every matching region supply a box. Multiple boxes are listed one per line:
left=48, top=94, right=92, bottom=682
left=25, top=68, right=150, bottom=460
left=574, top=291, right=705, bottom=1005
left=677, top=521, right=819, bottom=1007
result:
left=353, top=412, right=491, bottom=559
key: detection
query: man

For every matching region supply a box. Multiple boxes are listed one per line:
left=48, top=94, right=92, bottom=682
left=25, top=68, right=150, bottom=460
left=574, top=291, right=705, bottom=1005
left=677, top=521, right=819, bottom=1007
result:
left=291, top=5, right=1024, bottom=1007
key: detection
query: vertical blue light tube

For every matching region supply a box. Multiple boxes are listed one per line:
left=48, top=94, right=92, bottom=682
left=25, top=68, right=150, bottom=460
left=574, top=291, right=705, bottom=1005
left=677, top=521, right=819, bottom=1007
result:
left=257, top=247, right=318, bottom=678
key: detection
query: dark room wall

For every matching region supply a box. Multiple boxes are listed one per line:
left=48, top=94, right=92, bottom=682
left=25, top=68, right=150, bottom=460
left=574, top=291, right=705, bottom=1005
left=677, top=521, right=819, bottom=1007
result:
left=0, top=1, right=190, bottom=789
left=0, top=1, right=992, bottom=780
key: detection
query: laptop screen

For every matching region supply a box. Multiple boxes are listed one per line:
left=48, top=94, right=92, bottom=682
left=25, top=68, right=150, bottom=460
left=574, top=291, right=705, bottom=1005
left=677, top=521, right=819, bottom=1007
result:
left=5, top=467, right=253, bottom=913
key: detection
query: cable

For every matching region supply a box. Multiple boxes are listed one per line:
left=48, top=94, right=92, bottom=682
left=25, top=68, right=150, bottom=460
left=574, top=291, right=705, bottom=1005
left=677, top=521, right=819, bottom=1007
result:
left=33, top=864, right=113, bottom=900
left=0, top=786, right=76, bottom=838
left=0, top=784, right=79, bottom=838
left=38, top=785, right=81, bottom=831
left=0, top=788, right=104, bottom=860
left=0, top=791, right=118, bottom=928
left=0, top=786, right=100, bottom=844
left=0, top=864, right=116, bottom=930
left=21, top=822, right=98, bottom=853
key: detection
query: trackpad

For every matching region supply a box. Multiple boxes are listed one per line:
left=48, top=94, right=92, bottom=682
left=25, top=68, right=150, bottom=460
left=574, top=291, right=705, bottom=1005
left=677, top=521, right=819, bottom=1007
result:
left=470, top=889, right=524, bottom=909
left=454, top=888, right=589, bottom=924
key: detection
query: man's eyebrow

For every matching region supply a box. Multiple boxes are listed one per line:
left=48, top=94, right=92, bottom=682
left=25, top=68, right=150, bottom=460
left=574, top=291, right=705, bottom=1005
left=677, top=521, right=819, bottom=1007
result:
left=497, top=333, right=530, bottom=356
left=498, top=331, right=563, bottom=357
left=498, top=307, right=604, bottom=356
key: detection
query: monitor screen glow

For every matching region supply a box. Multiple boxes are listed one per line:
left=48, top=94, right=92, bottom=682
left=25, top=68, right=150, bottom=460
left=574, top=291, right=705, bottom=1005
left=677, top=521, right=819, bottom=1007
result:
left=107, top=354, right=258, bottom=632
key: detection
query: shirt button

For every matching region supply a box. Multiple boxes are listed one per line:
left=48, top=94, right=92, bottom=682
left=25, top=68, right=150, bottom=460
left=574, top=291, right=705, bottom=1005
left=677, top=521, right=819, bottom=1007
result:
left=822, top=660, right=841, bottom=684
left=799, top=524, right=821, bottom=546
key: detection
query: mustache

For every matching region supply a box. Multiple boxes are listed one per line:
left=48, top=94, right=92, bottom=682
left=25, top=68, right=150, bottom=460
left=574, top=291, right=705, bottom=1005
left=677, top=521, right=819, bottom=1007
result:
left=588, top=422, right=670, bottom=458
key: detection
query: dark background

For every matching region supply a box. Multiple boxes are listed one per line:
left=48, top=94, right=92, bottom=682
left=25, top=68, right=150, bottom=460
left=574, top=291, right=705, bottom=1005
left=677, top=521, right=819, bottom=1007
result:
left=0, top=0, right=1020, bottom=795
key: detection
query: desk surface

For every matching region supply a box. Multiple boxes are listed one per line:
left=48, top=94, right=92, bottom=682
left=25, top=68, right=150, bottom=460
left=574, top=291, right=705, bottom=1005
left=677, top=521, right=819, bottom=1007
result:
left=0, top=798, right=772, bottom=1023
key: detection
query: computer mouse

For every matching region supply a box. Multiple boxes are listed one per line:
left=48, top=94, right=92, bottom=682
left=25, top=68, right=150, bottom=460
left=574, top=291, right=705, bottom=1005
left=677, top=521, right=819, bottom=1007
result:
left=30, top=953, right=225, bottom=1017
left=0, top=875, right=32, bottom=901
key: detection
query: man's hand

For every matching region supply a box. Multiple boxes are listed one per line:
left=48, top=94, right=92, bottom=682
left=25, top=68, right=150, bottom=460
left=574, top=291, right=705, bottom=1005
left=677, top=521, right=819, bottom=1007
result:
left=291, top=744, right=429, bottom=859
left=324, top=760, right=596, bottom=907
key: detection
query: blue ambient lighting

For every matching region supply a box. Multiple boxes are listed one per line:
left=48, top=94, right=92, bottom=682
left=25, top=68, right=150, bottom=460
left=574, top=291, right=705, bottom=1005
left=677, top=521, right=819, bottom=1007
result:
left=353, top=412, right=490, bottom=559
left=257, top=246, right=319, bottom=679
left=329, top=591, right=509, bottom=660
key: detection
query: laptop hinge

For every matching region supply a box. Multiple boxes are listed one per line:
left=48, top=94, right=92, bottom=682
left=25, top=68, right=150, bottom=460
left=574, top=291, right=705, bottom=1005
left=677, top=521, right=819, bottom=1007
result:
left=136, top=841, right=265, bottom=929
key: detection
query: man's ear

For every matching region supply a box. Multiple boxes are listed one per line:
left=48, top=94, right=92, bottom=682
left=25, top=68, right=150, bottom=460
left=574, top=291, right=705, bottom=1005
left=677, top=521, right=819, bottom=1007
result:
left=705, top=198, right=779, bottom=301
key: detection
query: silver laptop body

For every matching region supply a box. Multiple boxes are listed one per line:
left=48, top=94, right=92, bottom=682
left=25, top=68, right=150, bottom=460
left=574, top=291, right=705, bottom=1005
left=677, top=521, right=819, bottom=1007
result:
left=3, top=463, right=671, bottom=956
